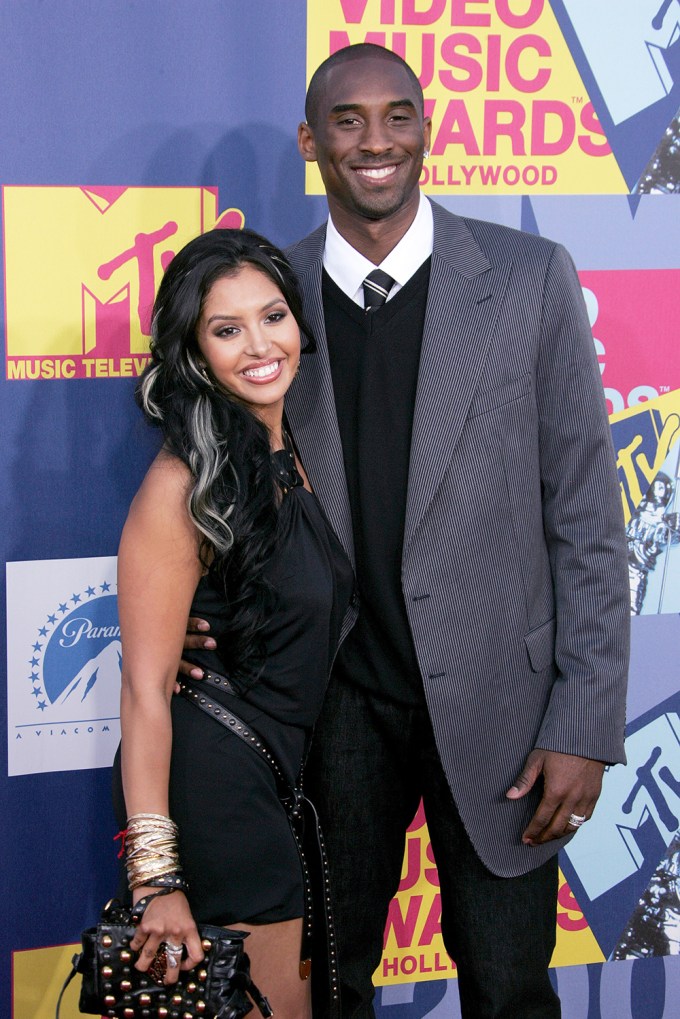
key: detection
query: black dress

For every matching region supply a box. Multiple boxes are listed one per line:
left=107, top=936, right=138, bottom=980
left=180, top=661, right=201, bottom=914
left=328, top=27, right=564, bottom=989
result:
left=112, top=450, right=353, bottom=926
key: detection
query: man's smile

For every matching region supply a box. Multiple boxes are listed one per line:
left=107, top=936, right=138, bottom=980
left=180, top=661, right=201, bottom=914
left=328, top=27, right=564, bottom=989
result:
left=354, top=164, right=400, bottom=181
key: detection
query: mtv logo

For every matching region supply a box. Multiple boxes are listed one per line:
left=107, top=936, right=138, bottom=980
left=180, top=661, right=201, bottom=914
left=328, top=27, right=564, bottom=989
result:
left=564, top=712, right=680, bottom=900
left=562, top=0, right=680, bottom=125
left=3, top=186, right=243, bottom=380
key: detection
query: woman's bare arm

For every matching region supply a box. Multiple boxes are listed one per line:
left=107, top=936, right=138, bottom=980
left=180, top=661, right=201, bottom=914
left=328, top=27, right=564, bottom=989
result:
left=117, top=450, right=205, bottom=976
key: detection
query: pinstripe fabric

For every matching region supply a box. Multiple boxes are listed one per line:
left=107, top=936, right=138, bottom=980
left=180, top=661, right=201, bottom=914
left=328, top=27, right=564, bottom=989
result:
left=285, top=200, right=629, bottom=877
left=284, top=230, right=358, bottom=647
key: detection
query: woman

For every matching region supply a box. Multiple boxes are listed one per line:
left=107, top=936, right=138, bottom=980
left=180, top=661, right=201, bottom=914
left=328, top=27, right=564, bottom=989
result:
left=113, top=228, right=353, bottom=1018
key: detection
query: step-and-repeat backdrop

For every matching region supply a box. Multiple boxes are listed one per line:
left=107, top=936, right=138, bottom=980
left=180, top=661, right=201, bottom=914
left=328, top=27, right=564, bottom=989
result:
left=2, top=2, right=679, bottom=1017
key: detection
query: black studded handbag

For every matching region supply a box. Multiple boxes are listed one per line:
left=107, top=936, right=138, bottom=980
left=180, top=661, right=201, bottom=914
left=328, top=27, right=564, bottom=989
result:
left=56, top=893, right=273, bottom=1019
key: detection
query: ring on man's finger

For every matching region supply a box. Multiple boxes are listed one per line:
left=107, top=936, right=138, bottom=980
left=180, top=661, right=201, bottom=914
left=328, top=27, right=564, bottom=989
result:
left=567, top=813, right=587, bottom=828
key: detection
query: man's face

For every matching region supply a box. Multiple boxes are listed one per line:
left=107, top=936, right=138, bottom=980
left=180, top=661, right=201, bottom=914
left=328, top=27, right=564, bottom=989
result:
left=299, top=56, right=431, bottom=225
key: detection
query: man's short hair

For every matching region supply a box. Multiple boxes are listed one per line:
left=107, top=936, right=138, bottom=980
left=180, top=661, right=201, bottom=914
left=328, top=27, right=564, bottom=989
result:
left=305, top=43, right=425, bottom=127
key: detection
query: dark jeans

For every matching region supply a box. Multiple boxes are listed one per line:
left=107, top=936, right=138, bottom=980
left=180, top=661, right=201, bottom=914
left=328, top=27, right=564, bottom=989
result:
left=305, top=678, right=560, bottom=1019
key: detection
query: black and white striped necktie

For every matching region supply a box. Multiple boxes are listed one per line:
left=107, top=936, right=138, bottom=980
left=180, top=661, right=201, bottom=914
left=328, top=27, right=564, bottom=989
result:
left=362, top=269, right=395, bottom=312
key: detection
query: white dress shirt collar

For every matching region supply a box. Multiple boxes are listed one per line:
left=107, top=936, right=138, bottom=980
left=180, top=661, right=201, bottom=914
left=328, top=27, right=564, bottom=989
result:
left=323, top=193, right=434, bottom=307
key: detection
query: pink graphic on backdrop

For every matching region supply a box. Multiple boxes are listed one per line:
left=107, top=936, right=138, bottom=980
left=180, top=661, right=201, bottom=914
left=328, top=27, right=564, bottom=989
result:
left=97, top=221, right=178, bottom=341
left=81, top=285, right=131, bottom=359
left=578, top=269, right=680, bottom=415
left=80, top=186, right=129, bottom=213
left=215, top=208, right=246, bottom=229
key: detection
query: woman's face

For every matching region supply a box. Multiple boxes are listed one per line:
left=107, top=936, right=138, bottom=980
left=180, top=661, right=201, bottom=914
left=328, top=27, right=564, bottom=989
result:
left=196, top=264, right=301, bottom=429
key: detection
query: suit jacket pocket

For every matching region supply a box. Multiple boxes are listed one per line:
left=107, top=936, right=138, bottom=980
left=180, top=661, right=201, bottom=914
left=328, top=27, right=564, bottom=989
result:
left=467, top=373, right=531, bottom=419
left=524, top=616, right=556, bottom=673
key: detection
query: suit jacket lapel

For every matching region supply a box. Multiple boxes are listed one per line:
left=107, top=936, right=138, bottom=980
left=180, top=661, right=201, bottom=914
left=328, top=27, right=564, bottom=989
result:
left=285, top=226, right=357, bottom=566
left=286, top=203, right=511, bottom=565
left=403, top=202, right=511, bottom=552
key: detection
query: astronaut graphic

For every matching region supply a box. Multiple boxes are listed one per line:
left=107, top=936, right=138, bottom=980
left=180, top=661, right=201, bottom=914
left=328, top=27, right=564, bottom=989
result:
left=612, top=831, right=680, bottom=959
left=627, top=472, right=680, bottom=614
left=635, top=106, right=680, bottom=194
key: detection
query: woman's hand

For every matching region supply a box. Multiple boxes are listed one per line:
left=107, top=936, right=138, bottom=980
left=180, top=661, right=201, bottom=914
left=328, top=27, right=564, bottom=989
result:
left=129, top=888, right=204, bottom=985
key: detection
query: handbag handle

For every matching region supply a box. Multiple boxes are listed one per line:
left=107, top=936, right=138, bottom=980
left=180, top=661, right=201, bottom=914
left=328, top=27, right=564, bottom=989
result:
left=54, top=891, right=174, bottom=1019
left=55, top=954, right=81, bottom=1019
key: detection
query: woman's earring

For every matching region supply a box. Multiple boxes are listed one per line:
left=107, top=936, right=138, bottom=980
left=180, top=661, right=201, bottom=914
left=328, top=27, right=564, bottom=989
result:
left=199, top=363, right=213, bottom=386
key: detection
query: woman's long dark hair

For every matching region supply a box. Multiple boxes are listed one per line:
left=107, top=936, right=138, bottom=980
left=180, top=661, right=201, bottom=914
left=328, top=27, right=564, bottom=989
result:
left=137, top=228, right=313, bottom=680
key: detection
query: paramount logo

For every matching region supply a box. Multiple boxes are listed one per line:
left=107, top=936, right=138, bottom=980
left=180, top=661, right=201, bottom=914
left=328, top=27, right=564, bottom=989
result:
left=6, top=556, right=122, bottom=776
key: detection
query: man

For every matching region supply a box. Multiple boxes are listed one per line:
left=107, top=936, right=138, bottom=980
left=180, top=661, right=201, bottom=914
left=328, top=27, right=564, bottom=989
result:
left=187, top=44, right=629, bottom=1018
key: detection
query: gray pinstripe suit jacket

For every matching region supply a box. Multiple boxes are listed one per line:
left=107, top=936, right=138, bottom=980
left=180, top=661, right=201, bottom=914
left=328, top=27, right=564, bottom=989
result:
left=285, top=199, right=629, bottom=877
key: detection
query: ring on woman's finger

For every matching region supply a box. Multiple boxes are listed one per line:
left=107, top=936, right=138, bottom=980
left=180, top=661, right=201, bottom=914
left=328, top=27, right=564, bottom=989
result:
left=164, top=942, right=184, bottom=968
left=567, top=813, right=587, bottom=828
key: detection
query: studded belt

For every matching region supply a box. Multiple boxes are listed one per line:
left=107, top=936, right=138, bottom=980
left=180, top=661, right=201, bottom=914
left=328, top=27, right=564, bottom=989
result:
left=178, top=676, right=340, bottom=1017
